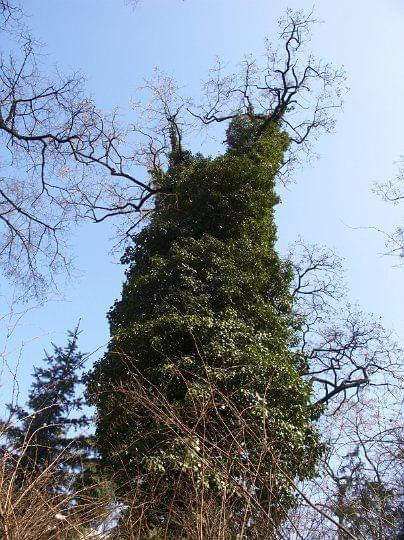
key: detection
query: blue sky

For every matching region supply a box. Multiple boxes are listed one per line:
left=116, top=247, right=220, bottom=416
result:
left=1, top=0, right=403, bottom=407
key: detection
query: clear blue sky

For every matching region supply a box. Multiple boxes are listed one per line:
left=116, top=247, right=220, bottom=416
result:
left=1, top=0, right=403, bottom=408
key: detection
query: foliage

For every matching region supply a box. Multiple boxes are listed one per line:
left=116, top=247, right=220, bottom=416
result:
left=6, top=328, right=91, bottom=491
left=87, top=118, right=323, bottom=535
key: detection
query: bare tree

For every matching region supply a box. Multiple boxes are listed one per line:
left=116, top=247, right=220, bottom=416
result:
left=0, top=0, right=20, bottom=28
left=0, top=2, right=157, bottom=295
left=187, top=10, right=345, bottom=172
left=288, top=240, right=402, bottom=414
left=278, top=396, right=403, bottom=539
left=1, top=6, right=344, bottom=295
left=374, top=158, right=404, bottom=261
left=279, top=240, right=404, bottom=539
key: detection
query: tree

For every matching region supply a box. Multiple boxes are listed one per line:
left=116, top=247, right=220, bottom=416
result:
left=288, top=241, right=402, bottom=413
left=0, top=326, right=115, bottom=539
left=0, top=0, right=156, bottom=295
left=374, top=158, right=404, bottom=261
left=0, top=5, right=344, bottom=296
left=274, top=242, right=403, bottom=539
left=6, top=327, right=91, bottom=489
left=82, top=11, right=349, bottom=537
left=330, top=451, right=403, bottom=539
left=87, top=111, right=325, bottom=536
left=317, top=398, right=404, bottom=540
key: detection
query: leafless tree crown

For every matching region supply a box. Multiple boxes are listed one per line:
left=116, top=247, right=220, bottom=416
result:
left=374, top=158, right=404, bottom=261
left=0, top=7, right=345, bottom=295
left=289, top=240, right=402, bottom=413
left=188, top=10, right=345, bottom=151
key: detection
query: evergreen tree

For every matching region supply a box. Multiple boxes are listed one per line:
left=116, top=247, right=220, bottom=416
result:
left=7, top=327, right=91, bottom=489
left=87, top=117, right=322, bottom=535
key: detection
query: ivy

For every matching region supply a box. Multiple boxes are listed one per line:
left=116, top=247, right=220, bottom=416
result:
left=87, top=119, right=322, bottom=534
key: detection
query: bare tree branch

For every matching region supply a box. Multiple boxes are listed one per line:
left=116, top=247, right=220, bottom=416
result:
left=187, top=9, right=345, bottom=173
left=288, top=241, right=402, bottom=413
left=374, top=158, right=404, bottom=261
left=0, top=6, right=345, bottom=295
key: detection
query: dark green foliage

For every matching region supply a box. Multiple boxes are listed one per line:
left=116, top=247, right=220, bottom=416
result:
left=7, top=328, right=92, bottom=489
left=225, top=113, right=267, bottom=152
left=87, top=118, right=322, bottom=533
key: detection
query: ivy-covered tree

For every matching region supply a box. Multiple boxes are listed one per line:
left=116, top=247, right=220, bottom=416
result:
left=7, top=327, right=91, bottom=489
left=87, top=115, right=323, bottom=536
